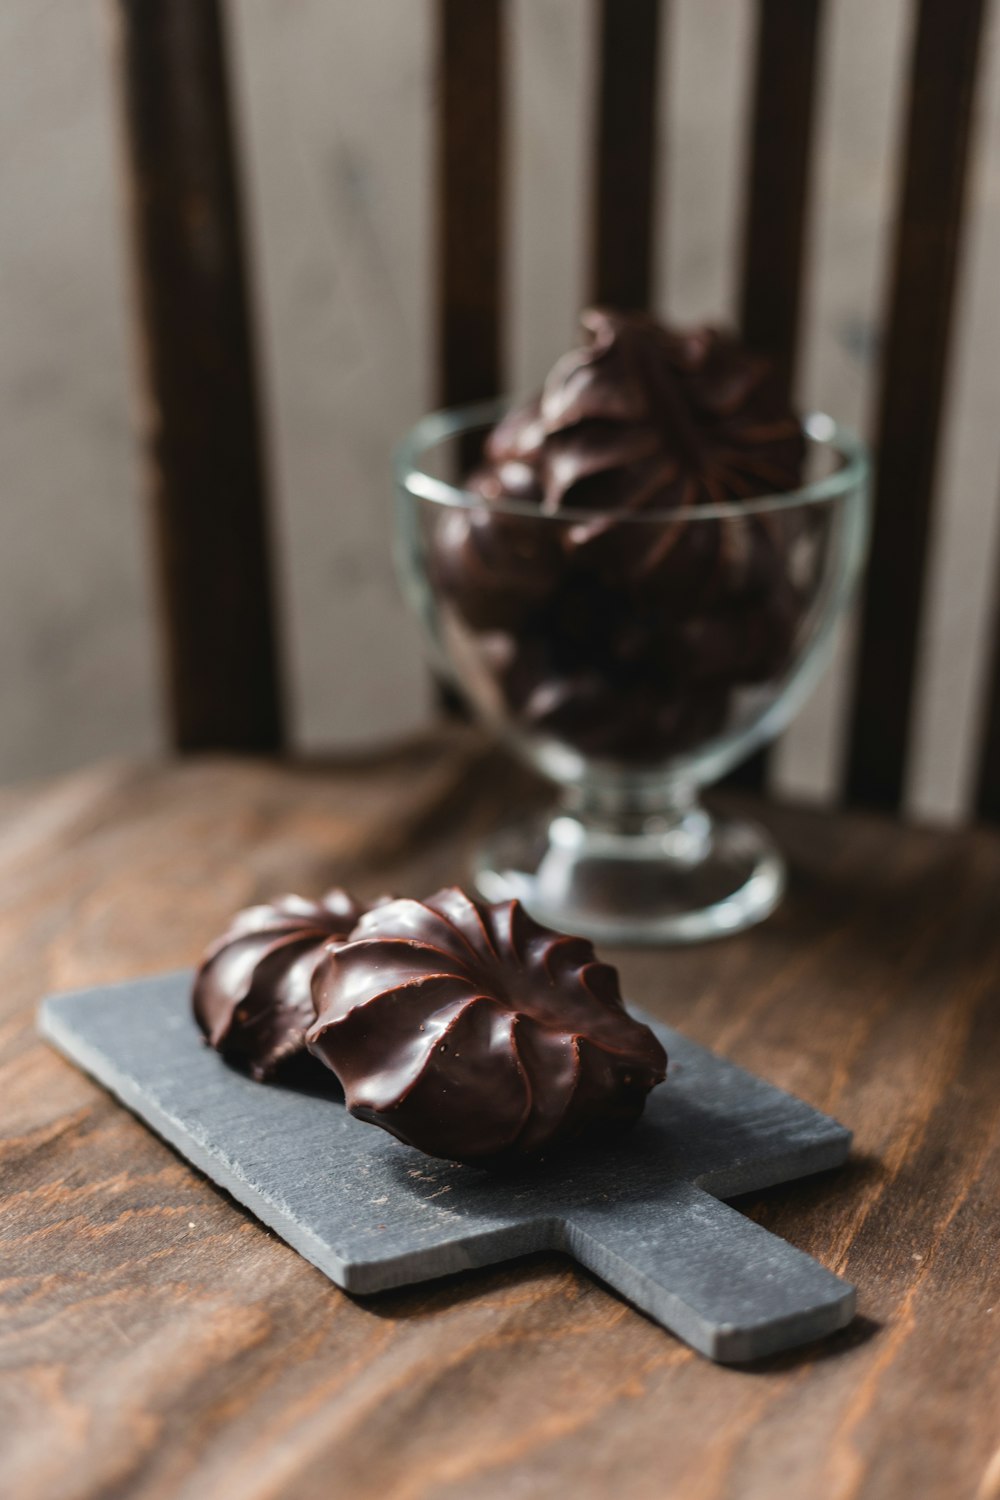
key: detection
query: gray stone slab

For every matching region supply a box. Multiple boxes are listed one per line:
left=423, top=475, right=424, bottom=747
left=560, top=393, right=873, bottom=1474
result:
left=39, top=973, right=856, bottom=1363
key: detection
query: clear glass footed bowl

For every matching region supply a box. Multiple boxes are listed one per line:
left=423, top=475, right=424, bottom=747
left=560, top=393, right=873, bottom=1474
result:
left=394, top=400, right=869, bottom=945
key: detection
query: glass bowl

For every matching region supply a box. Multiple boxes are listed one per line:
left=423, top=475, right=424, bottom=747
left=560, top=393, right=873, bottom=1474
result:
left=394, top=400, right=869, bottom=945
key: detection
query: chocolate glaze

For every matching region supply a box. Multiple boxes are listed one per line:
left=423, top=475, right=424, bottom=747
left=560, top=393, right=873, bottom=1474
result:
left=432, top=310, right=808, bottom=763
left=307, top=887, right=667, bottom=1164
left=432, top=505, right=562, bottom=633
left=501, top=309, right=805, bottom=513
left=193, top=890, right=370, bottom=1080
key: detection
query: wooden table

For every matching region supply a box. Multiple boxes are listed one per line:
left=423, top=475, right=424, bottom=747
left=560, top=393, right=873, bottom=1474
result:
left=4, top=731, right=1000, bottom=1500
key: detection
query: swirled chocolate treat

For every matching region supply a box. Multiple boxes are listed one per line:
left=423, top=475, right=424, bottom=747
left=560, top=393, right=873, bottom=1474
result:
left=490, top=309, right=804, bottom=518
left=307, top=887, right=667, bottom=1164
left=193, top=890, right=371, bottom=1080
left=432, top=309, right=809, bottom=763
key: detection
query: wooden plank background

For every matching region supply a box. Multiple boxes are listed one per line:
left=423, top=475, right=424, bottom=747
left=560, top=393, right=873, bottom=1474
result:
left=1, top=0, right=1000, bottom=824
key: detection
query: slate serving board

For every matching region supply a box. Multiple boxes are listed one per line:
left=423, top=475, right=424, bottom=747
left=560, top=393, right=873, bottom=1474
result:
left=39, top=973, right=855, bottom=1363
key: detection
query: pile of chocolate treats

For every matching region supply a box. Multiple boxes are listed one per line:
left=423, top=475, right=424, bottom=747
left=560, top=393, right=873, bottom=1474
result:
left=193, top=887, right=666, bottom=1166
left=432, top=309, right=808, bottom=762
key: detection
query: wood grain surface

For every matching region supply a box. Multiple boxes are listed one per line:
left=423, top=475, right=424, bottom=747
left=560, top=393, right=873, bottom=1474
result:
left=3, top=730, right=1000, bottom=1500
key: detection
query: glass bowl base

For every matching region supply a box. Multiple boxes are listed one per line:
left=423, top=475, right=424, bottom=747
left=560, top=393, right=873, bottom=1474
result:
left=473, top=805, right=786, bottom=946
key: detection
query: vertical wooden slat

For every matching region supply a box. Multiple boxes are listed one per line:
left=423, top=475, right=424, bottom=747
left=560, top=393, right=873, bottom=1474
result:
left=846, top=0, right=989, bottom=810
left=434, top=0, right=505, bottom=717
left=730, top=0, right=825, bottom=791
left=436, top=0, right=506, bottom=407
left=590, top=0, right=663, bottom=310
left=738, top=0, right=825, bottom=401
left=975, top=548, right=1000, bottom=821
left=113, top=0, right=284, bottom=753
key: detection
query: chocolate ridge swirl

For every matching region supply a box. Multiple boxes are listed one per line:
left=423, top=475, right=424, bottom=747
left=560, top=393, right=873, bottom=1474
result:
left=307, top=887, right=667, bottom=1164
left=193, top=890, right=372, bottom=1080
left=480, top=308, right=805, bottom=518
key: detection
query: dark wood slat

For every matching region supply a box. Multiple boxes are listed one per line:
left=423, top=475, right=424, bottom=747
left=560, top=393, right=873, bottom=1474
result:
left=738, top=0, right=825, bottom=399
left=590, top=0, right=663, bottom=309
left=975, top=537, right=1000, bottom=821
left=846, top=0, right=989, bottom=809
left=434, top=0, right=506, bottom=717
left=436, top=0, right=506, bottom=408
left=113, top=0, right=285, bottom=753
left=730, top=0, right=825, bottom=792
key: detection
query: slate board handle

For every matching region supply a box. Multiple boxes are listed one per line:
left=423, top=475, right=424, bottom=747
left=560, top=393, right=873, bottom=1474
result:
left=562, top=1179, right=856, bottom=1363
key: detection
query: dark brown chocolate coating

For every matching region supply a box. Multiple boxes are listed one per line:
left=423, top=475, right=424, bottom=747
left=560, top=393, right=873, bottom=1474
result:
left=487, top=310, right=804, bottom=516
left=193, top=890, right=370, bottom=1080
left=433, top=310, right=809, bottom=764
left=307, top=888, right=667, bottom=1164
left=431, top=504, right=563, bottom=633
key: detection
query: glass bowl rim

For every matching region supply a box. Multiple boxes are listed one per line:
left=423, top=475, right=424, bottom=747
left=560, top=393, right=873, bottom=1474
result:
left=395, top=398, right=869, bottom=524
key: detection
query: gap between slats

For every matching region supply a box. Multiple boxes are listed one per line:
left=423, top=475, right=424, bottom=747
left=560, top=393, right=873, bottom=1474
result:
left=509, top=0, right=594, bottom=393
left=773, top=0, right=911, bottom=809
left=228, top=0, right=433, bottom=755
left=977, top=585, right=1000, bottom=820
left=658, top=0, right=753, bottom=329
